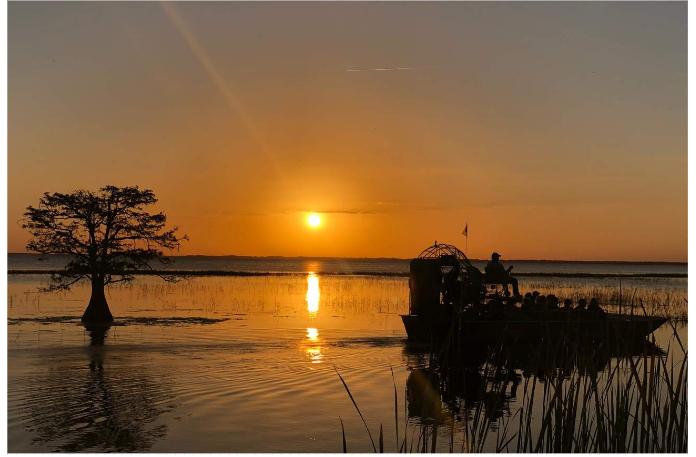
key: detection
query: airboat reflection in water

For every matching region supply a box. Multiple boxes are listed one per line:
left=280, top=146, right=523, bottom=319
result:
left=403, top=337, right=666, bottom=431
left=401, top=243, right=668, bottom=345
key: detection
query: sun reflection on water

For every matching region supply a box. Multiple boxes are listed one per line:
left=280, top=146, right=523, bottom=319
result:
left=306, top=273, right=319, bottom=314
left=305, top=328, right=323, bottom=364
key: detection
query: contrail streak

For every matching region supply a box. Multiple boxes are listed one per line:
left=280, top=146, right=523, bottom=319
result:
left=345, top=67, right=424, bottom=72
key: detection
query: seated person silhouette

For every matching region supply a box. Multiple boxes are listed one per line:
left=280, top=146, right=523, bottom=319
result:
left=442, top=264, right=461, bottom=306
left=546, top=294, right=560, bottom=310
left=521, top=297, right=533, bottom=310
left=533, top=295, right=547, bottom=311
left=485, top=252, right=521, bottom=297
left=588, top=298, right=606, bottom=317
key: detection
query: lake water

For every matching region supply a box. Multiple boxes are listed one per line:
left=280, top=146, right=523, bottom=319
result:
left=6, top=258, right=688, bottom=452
left=8, top=253, right=688, bottom=276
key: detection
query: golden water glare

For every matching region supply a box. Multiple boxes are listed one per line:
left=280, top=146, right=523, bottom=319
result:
left=306, top=273, right=319, bottom=314
left=306, top=327, right=319, bottom=341
left=305, top=327, right=323, bottom=363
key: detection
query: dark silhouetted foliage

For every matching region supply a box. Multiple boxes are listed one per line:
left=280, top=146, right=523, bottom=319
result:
left=22, top=185, right=187, bottom=322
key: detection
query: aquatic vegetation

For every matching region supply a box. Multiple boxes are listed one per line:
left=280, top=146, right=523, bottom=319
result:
left=8, top=269, right=686, bottom=279
left=7, top=274, right=687, bottom=452
left=7, top=274, right=686, bottom=322
left=518, top=278, right=688, bottom=322
left=338, top=325, right=688, bottom=453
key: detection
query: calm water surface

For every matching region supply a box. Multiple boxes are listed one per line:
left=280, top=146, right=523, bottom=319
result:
left=8, top=253, right=688, bottom=276
left=7, top=273, right=687, bottom=452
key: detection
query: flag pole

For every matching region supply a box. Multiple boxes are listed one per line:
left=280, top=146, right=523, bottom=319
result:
left=463, top=221, right=468, bottom=256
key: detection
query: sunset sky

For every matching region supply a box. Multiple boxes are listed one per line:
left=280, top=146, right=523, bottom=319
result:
left=8, top=2, right=686, bottom=261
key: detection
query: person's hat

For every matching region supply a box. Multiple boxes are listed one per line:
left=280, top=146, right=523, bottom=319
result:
left=491, top=252, right=501, bottom=259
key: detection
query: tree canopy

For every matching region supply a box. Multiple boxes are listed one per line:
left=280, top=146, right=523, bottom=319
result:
left=22, top=185, right=187, bottom=295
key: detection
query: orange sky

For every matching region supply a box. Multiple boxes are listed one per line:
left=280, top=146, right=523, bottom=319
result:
left=8, top=2, right=687, bottom=261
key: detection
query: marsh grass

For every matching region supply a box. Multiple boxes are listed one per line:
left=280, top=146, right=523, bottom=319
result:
left=518, top=278, right=687, bottom=322
left=8, top=269, right=685, bottom=279
left=9, top=273, right=685, bottom=323
left=338, top=324, right=687, bottom=453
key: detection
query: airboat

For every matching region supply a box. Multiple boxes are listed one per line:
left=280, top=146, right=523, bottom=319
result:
left=401, top=243, right=668, bottom=345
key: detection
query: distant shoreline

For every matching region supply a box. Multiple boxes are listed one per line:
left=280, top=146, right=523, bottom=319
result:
left=6, top=269, right=687, bottom=279
left=5, top=253, right=688, bottom=266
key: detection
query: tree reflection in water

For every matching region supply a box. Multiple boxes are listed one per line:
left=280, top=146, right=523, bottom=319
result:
left=23, top=325, right=176, bottom=452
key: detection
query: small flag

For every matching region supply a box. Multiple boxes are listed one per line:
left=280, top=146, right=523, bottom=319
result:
left=463, top=223, right=468, bottom=237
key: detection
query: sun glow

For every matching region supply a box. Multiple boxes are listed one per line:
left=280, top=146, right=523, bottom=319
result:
left=307, top=214, right=321, bottom=227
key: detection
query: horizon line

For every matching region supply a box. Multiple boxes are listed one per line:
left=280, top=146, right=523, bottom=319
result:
left=7, top=252, right=687, bottom=265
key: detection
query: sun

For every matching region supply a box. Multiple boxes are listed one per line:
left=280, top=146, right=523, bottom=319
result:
left=307, top=214, right=321, bottom=227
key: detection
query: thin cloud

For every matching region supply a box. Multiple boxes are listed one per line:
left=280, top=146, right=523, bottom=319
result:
left=291, top=203, right=456, bottom=214
left=288, top=209, right=382, bottom=215
left=345, top=67, right=424, bottom=72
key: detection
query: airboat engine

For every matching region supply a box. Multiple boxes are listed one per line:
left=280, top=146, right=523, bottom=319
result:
left=408, top=242, right=479, bottom=316
left=409, top=257, right=442, bottom=316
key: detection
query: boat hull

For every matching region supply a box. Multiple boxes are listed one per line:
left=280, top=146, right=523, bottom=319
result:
left=401, top=312, right=668, bottom=345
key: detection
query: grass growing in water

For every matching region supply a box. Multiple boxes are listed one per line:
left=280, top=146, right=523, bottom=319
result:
left=337, top=324, right=687, bottom=453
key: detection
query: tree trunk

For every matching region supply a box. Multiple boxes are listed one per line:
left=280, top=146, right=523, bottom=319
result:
left=82, top=277, right=114, bottom=323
